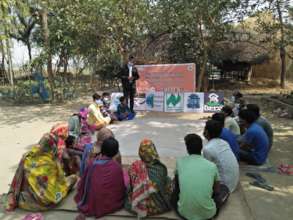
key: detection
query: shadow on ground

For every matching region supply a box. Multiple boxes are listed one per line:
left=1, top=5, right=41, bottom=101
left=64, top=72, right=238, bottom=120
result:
left=0, top=97, right=91, bottom=126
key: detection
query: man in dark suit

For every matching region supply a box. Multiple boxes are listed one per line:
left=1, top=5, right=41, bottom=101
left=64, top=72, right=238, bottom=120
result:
left=118, top=55, right=139, bottom=113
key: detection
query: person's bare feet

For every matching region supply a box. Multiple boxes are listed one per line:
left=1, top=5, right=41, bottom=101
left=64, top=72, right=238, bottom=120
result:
left=75, top=213, right=86, bottom=220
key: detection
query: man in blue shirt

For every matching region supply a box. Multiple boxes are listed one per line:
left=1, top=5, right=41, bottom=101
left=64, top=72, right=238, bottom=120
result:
left=212, top=113, right=240, bottom=159
left=246, top=104, right=273, bottom=151
left=238, top=109, right=269, bottom=165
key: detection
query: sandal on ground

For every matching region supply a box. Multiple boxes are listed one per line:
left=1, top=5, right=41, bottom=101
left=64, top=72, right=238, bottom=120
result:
left=249, top=181, right=274, bottom=191
left=246, top=172, right=266, bottom=183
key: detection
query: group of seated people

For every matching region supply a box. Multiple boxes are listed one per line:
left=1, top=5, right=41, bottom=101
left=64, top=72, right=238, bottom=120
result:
left=88, top=92, right=136, bottom=128
left=4, top=92, right=273, bottom=220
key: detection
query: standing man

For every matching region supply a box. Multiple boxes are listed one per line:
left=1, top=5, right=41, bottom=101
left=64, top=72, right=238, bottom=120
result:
left=119, top=55, right=140, bottom=113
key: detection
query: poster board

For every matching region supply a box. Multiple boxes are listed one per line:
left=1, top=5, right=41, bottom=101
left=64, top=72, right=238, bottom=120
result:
left=134, top=96, right=146, bottom=111
left=145, top=91, right=164, bottom=112
left=136, top=63, right=196, bottom=93
left=183, top=92, right=204, bottom=113
left=164, top=92, right=184, bottom=112
left=203, top=92, right=224, bottom=112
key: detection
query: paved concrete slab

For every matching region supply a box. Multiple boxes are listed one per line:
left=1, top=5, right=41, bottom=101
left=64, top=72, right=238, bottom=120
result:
left=109, top=112, right=207, bottom=157
left=240, top=171, right=293, bottom=220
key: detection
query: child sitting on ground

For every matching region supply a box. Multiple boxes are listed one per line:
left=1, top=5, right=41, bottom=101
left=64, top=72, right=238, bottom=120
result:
left=115, top=96, right=135, bottom=121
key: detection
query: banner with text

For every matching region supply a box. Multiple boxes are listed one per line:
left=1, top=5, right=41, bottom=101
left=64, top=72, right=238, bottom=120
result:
left=136, top=63, right=196, bottom=93
left=203, top=92, right=224, bottom=113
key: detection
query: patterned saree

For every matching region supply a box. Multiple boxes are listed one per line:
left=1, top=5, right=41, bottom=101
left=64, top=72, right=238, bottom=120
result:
left=5, top=133, right=76, bottom=211
left=125, top=139, right=172, bottom=217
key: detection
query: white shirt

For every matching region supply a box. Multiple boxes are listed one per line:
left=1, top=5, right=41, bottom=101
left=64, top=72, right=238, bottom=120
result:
left=225, top=116, right=241, bottom=135
left=203, top=138, right=239, bottom=192
left=128, top=63, right=133, bottom=77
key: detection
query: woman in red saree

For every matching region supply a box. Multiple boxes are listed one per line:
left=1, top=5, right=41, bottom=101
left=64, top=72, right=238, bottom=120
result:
left=75, top=137, right=125, bottom=219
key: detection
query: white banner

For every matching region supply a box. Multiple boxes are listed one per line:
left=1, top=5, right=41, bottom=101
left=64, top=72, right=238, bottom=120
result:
left=183, top=92, right=204, bottom=113
left=134, top=96, right=146, bottom=111
left=146, top=91, right=164, bottom=112
left=164, top=92, right=184, bottom=112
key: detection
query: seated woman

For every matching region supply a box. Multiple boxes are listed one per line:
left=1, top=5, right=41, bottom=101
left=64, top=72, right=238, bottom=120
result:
left=50, top=122, right=81, bottom=175
left=80, top=127, right=121, bottom=176
left=125, top=139, right=172, bottom=218
left=115, top=96, right=135, bottom=121
left=68, top=111, right=92, bottom=151
left=68, top=113, right=81, bottom=139
left=5, top=133, right=77, bottom=211
left=87, top=93, right=111, bottom=130
left=75, top=137, right=125, bottom=219
left=50, top=122, right=69, bottom=159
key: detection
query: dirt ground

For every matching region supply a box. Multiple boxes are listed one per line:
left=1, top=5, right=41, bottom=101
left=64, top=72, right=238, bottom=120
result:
left=0, top=86, right=293, bottom=219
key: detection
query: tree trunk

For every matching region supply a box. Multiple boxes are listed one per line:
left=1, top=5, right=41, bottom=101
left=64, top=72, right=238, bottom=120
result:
left=63, top=55, right=68, bottom=75
left=280, top=47, right=286, bottom=88
left=5, top=39, right=14, bottom=87
left=40, top=9, right=55, bottom=99
left=276, top=0, right=286, bottom=88
left=27, top=41, right=33, bottom=78
left=0, top=40, right=7, bottom=83
left=246, top=66, right=252, bottom=82
left=27, top=40, right=32, bottom=61
left=197, top=20, right=208, bottom=92
left=197, top=48, right=208, bottom=92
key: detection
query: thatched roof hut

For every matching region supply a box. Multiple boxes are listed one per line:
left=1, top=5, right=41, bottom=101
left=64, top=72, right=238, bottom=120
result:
left=209, top=41, right=270, bottom=72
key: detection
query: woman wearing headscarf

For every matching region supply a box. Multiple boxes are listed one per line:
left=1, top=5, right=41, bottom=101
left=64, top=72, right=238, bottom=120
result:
left=50, top=122, right=81, bottom=175
left=68, top=110, right=93, bottom=152
left=4, top=133, right=77, bottom=211
left=80, top=127, right=121, bottom=176
left=75, top=137, right=125, bottom=219
left=125, top=139, right=172, bottom=217
left=50, top=122, right=69, bottom=159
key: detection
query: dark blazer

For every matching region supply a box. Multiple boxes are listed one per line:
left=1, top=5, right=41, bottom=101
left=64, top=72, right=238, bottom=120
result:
left=118, top=64, right=140, bottom=91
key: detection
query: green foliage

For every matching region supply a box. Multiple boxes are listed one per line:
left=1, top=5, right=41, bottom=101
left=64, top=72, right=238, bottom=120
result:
left=2, top=0, right=292, bottom=93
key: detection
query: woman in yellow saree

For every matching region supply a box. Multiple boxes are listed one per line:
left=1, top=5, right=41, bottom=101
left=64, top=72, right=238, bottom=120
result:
left=87, top=93, right=111, bottom=130
left=5, top=133, right=77, bottom=211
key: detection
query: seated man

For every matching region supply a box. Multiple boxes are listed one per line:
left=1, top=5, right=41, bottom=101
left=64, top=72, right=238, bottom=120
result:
left=102, top=92, right=111, bottom=111
left=238, top=109, right=269, bottom=165
left=246, top=104, right=273, bottom=151
left=221, top=105, right=240, bottom=136
left=87, top=93, right=111, bottom=130
left=172, top=134, right=229, bottom=220
left=212, top=113, right=240, bottom=159
left=231, top=91, right=246, bottom=117
left=115, top=96, right=135, bottom=121
left=101, top=92, right=118, bottom=121
left=75, top=137, right=125, bottom=219
left=203, top=120, right=239, bottom=193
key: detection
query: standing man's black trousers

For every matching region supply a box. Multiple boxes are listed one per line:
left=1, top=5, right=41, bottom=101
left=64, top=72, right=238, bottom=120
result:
left=123, top=86, right=135, bottom=112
